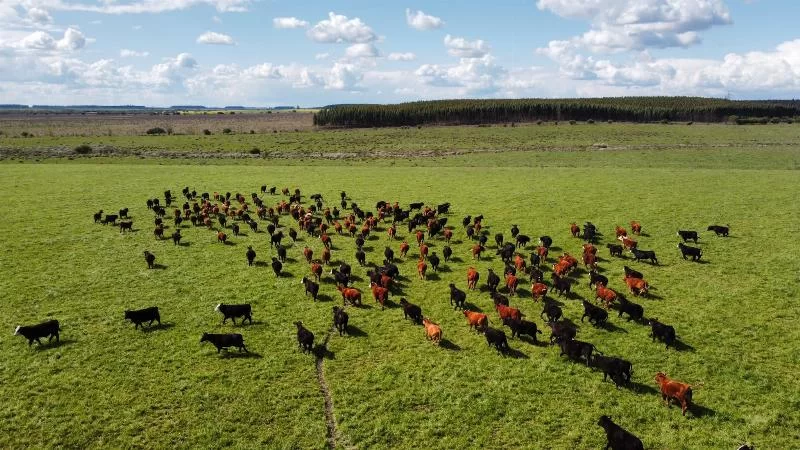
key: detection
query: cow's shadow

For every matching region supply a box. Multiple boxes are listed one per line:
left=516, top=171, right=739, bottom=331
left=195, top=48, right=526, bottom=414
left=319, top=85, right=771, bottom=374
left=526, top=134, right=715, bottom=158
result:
left=140, top=322, right=175, bottom=333
left=598, top=321, right=628, bottom=333
left=344, top=325, right=368, bottom=337
left=33, top=339, right=76, bottom=350
left=626, top=381, right=659, bottom=395
left=220, top=350, right=263, bottom=359
left=439, top=339, right=461, bottom=351
left=504, top=348, right=529, bottom=359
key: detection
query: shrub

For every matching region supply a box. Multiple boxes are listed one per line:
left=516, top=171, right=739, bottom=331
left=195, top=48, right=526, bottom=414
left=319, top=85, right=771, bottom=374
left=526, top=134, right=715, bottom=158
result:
left=608, top=120, right=613, bottom=124
left=74, top=145, right=93, bottom=154
left=250, top=130, right=255, bottom=134
left=273, top=129, right=277, bottom=133
left=203, top=129, right=212, bottom=135
left=222, top=128, right=233, bottom=134
left=770, top=117, right=781, bottom=124
left=536, top=120, right=543, bottom=125
left=587, top=119, right=595, bottom=124
left=146, top=127, right=166, bottom=135
left=21, top=131, right=30, bottom=137
left=687, top=121, right=694, bottom=125
left=166, top=127, right=173, bottom=135
left=249, top=147, right=261, bottom=155
left=661, top=119, right=670, bottom=124
left=569, top=120, right=576, bottom=125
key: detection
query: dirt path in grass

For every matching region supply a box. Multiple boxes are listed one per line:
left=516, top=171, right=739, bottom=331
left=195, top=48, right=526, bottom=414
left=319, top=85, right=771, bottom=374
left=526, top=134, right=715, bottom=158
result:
left=315, top=328, right=338, bottom=449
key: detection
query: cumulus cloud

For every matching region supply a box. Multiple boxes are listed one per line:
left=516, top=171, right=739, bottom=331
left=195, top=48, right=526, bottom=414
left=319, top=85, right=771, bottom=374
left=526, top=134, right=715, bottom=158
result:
left=120, top=49, right=149, bottom=57
left=8, top=28, right=87, bottom=52
left=197, top=31, right=235, bottom=45
left=416, top=55, right=506, bottom=94
left=273, top=17, right=309, bottom=29
left=345, top=43, right=380, bottom=59
left=405, top=9, right=444, bottom=30
left=388, top=52, right=415, bottom=61
left=307, top=12, right=377, bottom=43
left=315, top=53, right=330, bottom=60
left=26, top=7, right=53, bottom=25
left=444, top=34, right=489, bottom=58
left=40, top=0, right=252, bottom=14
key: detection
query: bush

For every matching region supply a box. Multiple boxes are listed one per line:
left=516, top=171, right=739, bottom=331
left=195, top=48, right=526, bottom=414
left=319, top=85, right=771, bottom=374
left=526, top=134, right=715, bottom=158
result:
left=249, top=147, right=261, bottom=155
left=587, top=119, right=595, bottom=124
left=608, top=120, right=613, bottom=124
left=74, top=145, right=93, bottom=154
left=770, top=117, right=781, bottom=124
left=661, top=119, right=670, bottom=124
left=203, top=129, right=212, bottom=135
left=250, top=130, right=255, bottom=134
left=222, top=128, right=233, bottom=134
left=146, top=127, right=167, bottom=135
left=536, top=120, right=543, bottom=125
left=569, top=120, right=576, bottom=125
left=686, top=121, right=694, bottom=125
left=20, top=131, right=30, bottom=137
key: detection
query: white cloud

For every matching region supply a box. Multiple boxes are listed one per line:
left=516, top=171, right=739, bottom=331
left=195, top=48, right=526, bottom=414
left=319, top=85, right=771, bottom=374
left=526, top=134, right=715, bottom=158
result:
left=345, top=43, right=380, bottom=59
left=416, top=55, right=506, bottom=94
left=444, top=34, right=489, bottom=58
left=324, top=62, right=363, bottom=90
left=197, top=31, right=235, bottom=45
left=132, top=25, right=142, bottom=30
left=307, top=12, right=377, bottom=43
left=405, top=9, right=444, bottom=30
left=39, top=0, right=252, bottom=14
left=273, top=17, right=309, bottom=29
left=388, top=52, right=415, bottom=61
left=26, top=7, right=53, bottom=25
left=120, top=49, right=149, bottom=57
left=8, top=28, right=87, bottom=52
left=212, top=15, right=222, bottom=23
left=315, top=53, right=330, bottom=60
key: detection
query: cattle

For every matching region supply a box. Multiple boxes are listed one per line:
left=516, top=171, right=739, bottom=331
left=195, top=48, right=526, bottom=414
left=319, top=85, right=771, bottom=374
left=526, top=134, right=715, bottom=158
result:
left=559, top=338, right=600, bottom=366
left=463, top=310, right=488, bottom=332
left=597, top=416, right=644, bottom=450
left=505, top=273, right=519, bottom=296
left=400, top=298, right=422, bottom=324
left=502, top=317, right=541, bottom=342
left=583, top=223, right=597, bottom=242
left=570, top=222, right=580, bottom=237
left=618, top=236, right=637, bottom=250
left=301, top=277, right=319, bottom=302
left=417, top=259, right=428, bottom=280
left=443, top=229, right=453, bottom=243
left=102, top=214, right=119, bottom=225
left=248, top=220, right=258, bottom=233
left=330, top=269, right=349, bottom=287
left=527, top=266, right=544, bottom=283
left=630, top=221, right=642, bottom=235
left=337, top=286, right=362, bottom=306
left=592, top=356, right=633, bottom=388
left=595, top=284, right=618, bottom=309
left=231, top=223, right=240, bottom=236
left=493, top=233, right=504, bottom=248
left=270, top=231, right=284, bottom=247
left=649, top=318, right=676, bottom=349
left=382, top=261, right=400, bottom=278
left=303, top=247, right=313, bottom=264
left=276, top=244, right=287, bottom=263
left=416, top=230, right=425, bottom=246
left=119, top=221, right=133, bottom=233
left=495, top=303, right=523, bottom=322
left=537, top=245, right=549, bottom=263
left=582, top=251, right=598, bottom=270
left=529, top=252, right=540, bottom=267
left=486, top=269, right=501, bottom=292
left=539, top=236, right=553, bottom=248
left=310, top=263, right=323, bottom=282
left=355, top=249, right=366, bottom=266
left=484, top=328, right=510, bottom=354
left=294, top=321, right=315, bottom=354
left=442, top=246, right=453, bottom=262
left=516, top=234, right=531, bottom=248
left=172, top=230, right=182, bottom=245
left=655, top=372, right=694, bottom=416
left=200, top=333, right=247, bottom=353
left=606, top=243, right=623, bottom=257
left=94, top=210, right=103, bottom=223
left=215, top=303, right=252, bottom=325
left=143, top=250, right=156, bottom=269
left=551, top=274, right=572, bottom=297
left=449, top=283, right=466, bottom=310
left=466, top=267, right=479, bottom=290
left=623, top=265, right=643, bottom=279
left=531, top=282, right=548, bottom=302
left=13, top=320, right=60, bottom=346
left=615, top=295, right=644, bottom=322
left=427, top=252, right=441, bottom=272
left=398, top=241, right=410, bottom=259
left=615, top=226, right=627, bottom=238
left=244, top=246, right=256, bottom=266
left=216, top=231, right=227, bottom=244
left=423, top=318, right=442, bottom=345
left=471, top=244, right=484, bottom=260
left=541, top=298, right=563, bottom=324
left=589, top=270, right=608, bottom=288
left=266, top=257, right=280, bottom=276
left=510, top=224, right=519, bottom=238
left=321, top=247, right=331, bottom=266
left=153, top=225, right=165, bottom=240
left=370, top=282, right=390, bottom=309
left=630, top=248, right=658, bottom=265
left=708, top=224, right=730, bottom=236
left=582, top=300, right=608, bottom=326
left=332, top=306, right=349, bottom=336
left=678, top=242, right=703, bottom=261
left=677, top=230, right=699, bottom=243
left=546, top=320, right=576, bottom=344
left=124, top=307, right=160, bottom=329
left=497, top=243, right=515, bottom=263
left=437, top=202, right=450, bottom=214
left=624, top=276, right=649, bottom=296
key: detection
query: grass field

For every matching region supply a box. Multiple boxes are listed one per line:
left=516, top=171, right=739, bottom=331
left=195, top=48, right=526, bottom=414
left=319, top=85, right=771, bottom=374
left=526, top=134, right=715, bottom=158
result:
left=1, top=144, right=799, bottom=449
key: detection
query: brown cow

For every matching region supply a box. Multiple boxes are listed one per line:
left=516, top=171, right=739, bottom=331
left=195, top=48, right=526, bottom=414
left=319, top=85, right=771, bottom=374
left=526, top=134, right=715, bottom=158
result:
left=570, top=222, right=580, bottom=238
left=337, top=285, right=361, bottom=306
left=310, top=262, right=323, bottom=281
left=596, top=284, right=618, bottom=309
left=537, top=245, right=549, bottom=263
left=618, top=236, right=638, bottom=250
left=216, top=231, right=226, bottom=243
left=495, top=303, right=523, bottom=321
left=416, top=230, right=425, bottom=246
left=417, top=259, right=428, bottom=280
left=654, top=372, right=694, bottom=416
left=630, top=221, right=642, bottom=235
left=399, top=241, right=410, bottom=258
left=420, top=243, right=429, bottom=260
left=321, top=247, right=331, bottom=265
left=467, top=267, right=479, bottom=290
left=303, top=247, right=314, bottom=263
left=423, top=318, right=442, bottom=345
left=505, top=273, right=519, bottom=296
left=471, top=244, right=485, bottom=260
left=615, top=226, right=627, bottom=238
left=463, top=310, right=488, bottom=332
left=513, top=254, right=526, bottom=272
left=443, top=228, right=453, bottom=243
left=624, top=276, right=649, bottom=296
left=370, top=282, right=389, bottom=310
left=531, top=282, right=548, bottom=302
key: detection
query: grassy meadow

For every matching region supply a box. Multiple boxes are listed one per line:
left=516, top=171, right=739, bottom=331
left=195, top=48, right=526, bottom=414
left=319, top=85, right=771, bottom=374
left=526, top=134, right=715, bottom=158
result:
left=1, top=145, right=799, bottom=449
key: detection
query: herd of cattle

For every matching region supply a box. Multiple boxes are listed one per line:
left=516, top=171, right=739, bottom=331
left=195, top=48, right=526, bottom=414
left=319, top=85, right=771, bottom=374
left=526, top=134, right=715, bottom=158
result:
left=14, top=185, right=739, bottom=449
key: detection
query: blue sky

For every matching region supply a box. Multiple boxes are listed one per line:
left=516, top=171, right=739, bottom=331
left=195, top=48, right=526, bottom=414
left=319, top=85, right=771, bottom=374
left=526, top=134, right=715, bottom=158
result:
left=0, top=0, right=798, bottom=106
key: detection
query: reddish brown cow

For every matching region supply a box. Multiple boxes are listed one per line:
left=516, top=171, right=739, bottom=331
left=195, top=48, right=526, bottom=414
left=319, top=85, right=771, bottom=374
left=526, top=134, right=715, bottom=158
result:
left=630, top=221, right=642, bottom=235
left=582, top=243, right=597, bottom=255
left=334, top=221, right=343, bottom=235
left=513, top=254, right=526, bottom=272
left=531, top=282, right=548, bottom=302
left=321, top=248, right=331, bottom=265
left=216, top=231, right=226, bottom=243
left=416, top=230, right=425, bottom=246
left=552, top=261, right=571, bottom=277
left=471, top=244, right=485, bottom=260
left=423, top=318, right=442, bottom=345
left=583, top=252, right=598, bottom=270
left=615, top=226, right=628, bottom=238
left=399, top=241, right=410, bottom=258
left=321, top=234, right=331, bottom=249
left=337, top=285, right=362, bottom=306
left=654, top=372, right=694, bottom=416
left=596, top=284, right=618, bottom=309
left=387, top=226, right=396, bottom=240
left=467, top=267, right=479, bottom=290
left=505, top=273, right=519, bottom=296
left=310, top=262, right=323, bottom=281
left=495, top=303, right=523, bottom=321
left=537, top=246, right=549, bottom=263
left=624, top=276, right=649, bottom=296
left=570, top=222, right=580, bottom=237
left=420, top=243, right=430, bottom=260
left=303, top=247, right=314, bottom=263
left=417, top=259, right=428, bottom=280
left=619, top=236, right=638, bottom=250
left=370, top=282, right=389, bottom=310
left=443, top=229, right=453, bottom=243
left=463, top=310, right=488, bottom=332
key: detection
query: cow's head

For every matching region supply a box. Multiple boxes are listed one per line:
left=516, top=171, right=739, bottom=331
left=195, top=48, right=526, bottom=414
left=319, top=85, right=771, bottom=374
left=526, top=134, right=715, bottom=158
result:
left=13, top=326, right=21, bottom=335
left=214, top=304, right=222, bottom=312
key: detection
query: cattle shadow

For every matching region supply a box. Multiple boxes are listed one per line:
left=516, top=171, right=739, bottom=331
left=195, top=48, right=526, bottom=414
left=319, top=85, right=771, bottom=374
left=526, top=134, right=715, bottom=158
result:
left=672, top=339, right=695, bottom=352
left=626, top=381, right=659, bottom=395
left=426, top=273, right=441, bottom=281
left=517, top=335, right=549, bottom=347
left=504, top=348, right=530, bottom=359
left=463, top=302, right=483, bottom=312
left=235, top=232, right=249, bottom=237
left=220, top=351, right=263, bottom=359
left=278, top=271, right=294, bottom=278
left=549, top=246, right=563, bottom=252
left=691, top=259, right=711, bottom=265
left=345, top=325, right=368, bottom=337
left=33, top=339, right=76, bottom=350
left=689, top=404, right=716, bottom=418
left=254, top=261, right=269, bottom=268
left=140, top=322, right=175, bottom=333
left=439, top=339, right=461, bottom=351
left=644, top=293, right=665, bottom=301
left=177, top=241, right=191, bottom=247
left=316, top=294, right=334, bottom=303
left=638, top=232, right=651, bottom=237
left=542, top=297, right=566, bottom=307
left=349, top=274, right=364, bottom=282
left=151, top=264, right=168, bottom=270
left=314, top=344, right=336, bottom=360
left=361, top=246, right=374, bottom=252
left=598, top=321, right=628, bottom=333
left=223, top=241, right=237, bottom=246
left=284, top=257, right=299, bottom=264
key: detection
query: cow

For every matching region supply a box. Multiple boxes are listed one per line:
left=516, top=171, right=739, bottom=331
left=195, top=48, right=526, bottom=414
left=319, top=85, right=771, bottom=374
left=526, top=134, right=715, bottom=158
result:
left=559, top=338, right=600, bottom=366
left=606, top=243, right=623, bottom=258
left=678, top=243, right=702, bottom=261
left=102, top=214, right=118, bottom=225
left=332, top=306, right=349, bottom=336
left=618, top=236, right=637, bottom=250
left=466, top=267, right=479, bottom=290
left=529, top=252, right=541, bottom=268
left=463, top=310, right=488, bottom=332
left=486, top=269, right=501, bottom=292
left=505, top=273, right=519, bottom=296
left=153, top=225, right=165, bottom=240
left=582, top=300, right=608, bottom=326
left=595, top=284, right=618, bottom=309
left=294, top=321, right=314, bottom=354
left=708, top=224, right=730, bottom=236
left=495, top=303, right=523, bottom=322
left=589, top=270, right=608, bottom=288
left=570, top=222, right=580, bottom=237
left=539, top=236, right=553, bottom=248
left=531, top=282, right=548, bottom=302
left=200, top=333, right=247, bottom=353
left=677, top=230, right=699, bottom=243
left=277, top=244, right=287, bottom=263
left=630, top=248, right=658, bottom=265
left=428, top=252, right=440, bottom=272
left=310, top=262, right=323, bottom=282
left=93, top=210, right=103, bottom=223
left=449, top=283, right=466, bottom=310
left=270, top=231, right=284, bottom=247
left=337, top=285, right=362, bottom=306
left=124, top=307, right=160, bottom=329
left=330, top=269, right=349, bottom=287
left=423, top=318, right=442, bottom=345
left=547, top=320, right=576, bottom=345
left=502, top=317, right=541, bottom=342
left=615, top=226, right=627, bottom=238
left=417, top=259, right=428, bottom=280
left=484, top=328, right=510, bottom=354
left=215, top=303, right=252, bottom=325
left=510, top=224, right=519, bottom=238
left=654, top=372, right=694, bottom=416
left=443, top=229, right=453, bottom=243
left=583, top=252, right=598, bottom=270
left=420, top=243, right=430, bottom=260
left=541, top=298, right=563, bottom=324
left=14, top=320, right=60, bottom=346
left=624, top=276, right=649, bottom=296
left=649, top=318, right=676, bottom=349
left=303, top=247, right=313, bottom=264
left=630, top=221, right=642, bottom=235
left=471, top=244, right=484, bottom=260
left=400, top=298, right=422, bottom=324
left=246, top=246, right=256, bottom=266
left=301, top=277, right=319, bottom=302
left=516, top=234, right=531, bottom=248
left=370, top=282, right=389, bottom=310
left=355, top=249, right=366, bottom=266
left=527, top=266, right=544, bottom=283
left=231, top=223, right=240, bottom=236
left=143, top=250, right=156, bottom=269
left=551, top=274, right=572, bottom=297
left=592, top=356, right=633, bottom=388
left=623, top=265, right=643, bottom=280
left=442, top=245, right=453, bottom=262
left=270, top=257, right=282, bottom=276
left=172, top=230, right=182, bottom=245
left=537, top=246, right=549, bottom=263
left=615, top=295, right=644, bottom=322
left=119, top=221, right=133, bottom=233
left=597, top=416, right=644, bottom=450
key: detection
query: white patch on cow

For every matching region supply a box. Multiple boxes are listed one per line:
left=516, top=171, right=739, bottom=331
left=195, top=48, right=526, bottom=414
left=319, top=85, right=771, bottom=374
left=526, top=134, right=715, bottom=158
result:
left=14, top=326, right=21, bottom=335
left=214, top=304, right=221, bottom=312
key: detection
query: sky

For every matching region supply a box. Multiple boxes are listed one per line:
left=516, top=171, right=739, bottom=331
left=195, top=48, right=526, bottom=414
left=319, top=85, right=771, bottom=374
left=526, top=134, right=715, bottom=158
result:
left=0, top=0, right=798, bottom=106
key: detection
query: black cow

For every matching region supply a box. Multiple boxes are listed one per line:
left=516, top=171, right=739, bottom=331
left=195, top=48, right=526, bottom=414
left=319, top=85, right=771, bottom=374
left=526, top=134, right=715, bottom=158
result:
left=119, top=207, right=129, bottom=219
left=200, top=333, right=247, bottom=353
left=355, top=249, right=366, bottom=266
left=442, top=245, right=453, bottom=262
left=606, top=243, right=623, bottom=257
left=215, top=303, right=252, bottom=325
left=119, top=221, right=133, bottom=233
left=288, top=229, right=298, bottom=242
left=172, top=230, right=182, bottom=245
left=581, top=300, right=608, bottom=326
left=143, top=250, right=156, bottom=269
left=275, top=244, right=286, bottom=263
left=589, top=270, right=609, bottom=288
left=529, top=252, right=541, bottom=267
left=592, top=356, right=633, bottom=387
left=491, top=291, right=510, bottom=307
left=399, top=298, right=422, bottom=324
left=547, top=320, right=575, bottom=344
left=330, top=269, right=349, bottom=287
left=231, top=223, right=240, bottom=236
left=649, top=318, right=676, bottom=349
left=541, top=298, right=563, bottom=324
left=551, top=274, right=572, bottom=297
left=484, top=328, right=509, bottom=354
left=339, top=263, right=352, bottom=277
left=355, top=236, right=365, bottom=249
left=382, top=261, right=400, bottom=278
left=332, top=307, right=349, bottom=336
left=677, top=230, right=699, bottom=243
left=449, top=283, right=466, bottom=310
left=494, top=233, right=504, bottom=248
left=516, top=234, right=531, bottom=248
left=409, top=202, right=424, bottom=210
left=486, top=269, right=501, bottom=292
left=94, top=210, right=103, bottom=223
left=497, top=244, right=515, bottom=263
left=510, top=224, right=519, bottom=238
left=299, top=277, right=319, bottom=301
left=246, top=246, right=256, bottom=266
left=678, top=243, right=702, bottom=261
left=597, top=415, right=643, bottom=450
left=266, top=223, right=276, bottom=235
left=559, top=338, right=600, bottom=365
left=708, top=225, right=730, bottom=236
left=124, top=307, right=160, bottom=329
left=270, top=231, right=284, bottom=247
left=527, top=267, right=544, bottom=283
left=294, top=321, right=314, bottom=354
left=539, top=236, right=553, bottom=248
left=102, top=214, right=118, bottom=225
left=623, top=265, right=643, bottom=279
left=271, top=257, right=282, bottom=276
left=630, top=248, right=658, bottom=264
left=615, top=295, right=644, bottom=322
left=14, top=320, right=60, bottom=346
left=425, top=252, right=439, bottom=272
left=502, top=317, right=541, bottom=342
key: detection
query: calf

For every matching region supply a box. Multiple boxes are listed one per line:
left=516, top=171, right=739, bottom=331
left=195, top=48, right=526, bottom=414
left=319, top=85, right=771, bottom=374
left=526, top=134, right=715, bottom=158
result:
left=592, top=356, right=633, bottom=387
left=678, top=242, right=702, bottom=261
left=551, top=274, right=572, bottom=297
left=14, top=319, right=60, bottom=346
left=502, top=317, right=541, bottom=342
left=400, top=298, right=422, bottom=324
left=630, top=248, right=658, bottom=265
left=649, top=318, right=676, bottom=349
left=654, top=372, right=694, bottom=416
left=143, top=250, right=156, bottom=269
left=124, top=307, right=160, bottom=329
left=547, top=320, right=576, bottom=344
left=246, top=246, right=256, bottom=266
left=582, top=300, right=608, bottom=326
left=200, top=333, right=247, bottom=353
left=495, top=303, right=523, bottom=321
left=677, top=230, right=699, bottom=243
left=463, top=310, right=488, bottom=332
left=215, top=303, right=252, bottom=325
left=294, top=321, right=314, bottom=354
left=559, top=338, right=600, bottom=366
left=606, top=243, right=623, bottom=258
left=588, top=270, right=608, bottom=288
left=540, top=298, right=563, bottom=324
left=597, top=416, right=643, bottom=450
left=615, top=295, right=644, bottom=322
left=707, top=224, right=729, bottom=236
left=422, top=318, right=442, bottom=345
left=449, top=283, right=467, bottom=310
left=301, top=277, right=319, bottom=302
left=484, top=327, right=510, bottom=354
left=332, top=306, right=349, bottom=336
left=466, top=267, right=479, bottom=290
